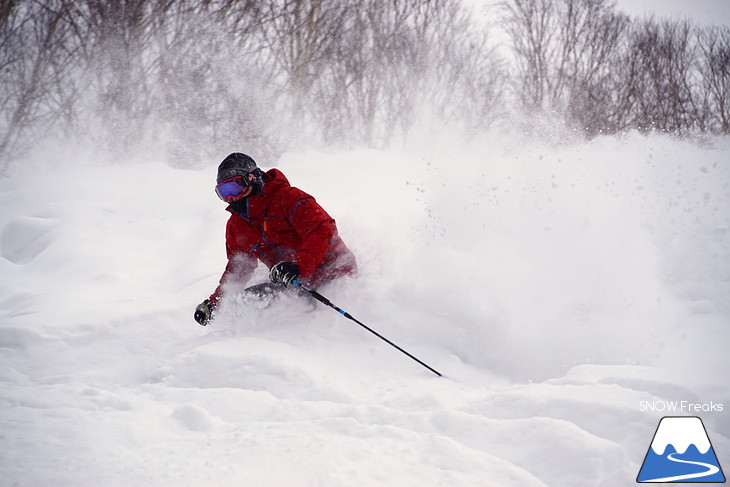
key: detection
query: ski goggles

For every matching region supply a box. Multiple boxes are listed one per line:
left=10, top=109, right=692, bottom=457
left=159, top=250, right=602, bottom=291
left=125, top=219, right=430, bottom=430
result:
left=215, top=175, right=249, bottom=203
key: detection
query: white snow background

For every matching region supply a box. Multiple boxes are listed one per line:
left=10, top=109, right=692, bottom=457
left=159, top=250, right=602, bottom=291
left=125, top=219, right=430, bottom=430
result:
left=1, top=132, right=729, bottom=486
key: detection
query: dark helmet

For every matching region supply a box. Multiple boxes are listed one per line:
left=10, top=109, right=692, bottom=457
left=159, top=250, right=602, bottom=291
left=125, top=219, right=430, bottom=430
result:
left=215, top=152, right=266, bottom=199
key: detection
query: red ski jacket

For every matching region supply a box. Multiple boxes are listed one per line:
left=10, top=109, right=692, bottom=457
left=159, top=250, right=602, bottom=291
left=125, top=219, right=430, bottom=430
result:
left=209, top=168, right=356, bottom=305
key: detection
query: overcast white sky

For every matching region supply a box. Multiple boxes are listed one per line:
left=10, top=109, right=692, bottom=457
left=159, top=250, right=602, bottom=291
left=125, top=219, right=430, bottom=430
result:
left=613, top=0, right=730, bottom=26
left=475, top=0, right=730, bottom=27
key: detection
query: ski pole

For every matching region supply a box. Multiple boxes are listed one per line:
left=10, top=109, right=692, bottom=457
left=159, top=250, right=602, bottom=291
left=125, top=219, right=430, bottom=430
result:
left=291, top=279, right=442, bottom=377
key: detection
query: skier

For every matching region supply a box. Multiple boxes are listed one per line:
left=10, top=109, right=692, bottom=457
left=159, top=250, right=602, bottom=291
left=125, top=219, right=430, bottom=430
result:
left=194, top=153, right=357, bottom=326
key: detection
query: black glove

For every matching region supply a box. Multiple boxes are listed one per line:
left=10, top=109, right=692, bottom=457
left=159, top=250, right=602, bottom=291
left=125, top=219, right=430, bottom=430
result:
left=269, top=261, right=301, bottom=287
left=194, top=299, right=214, bottom=326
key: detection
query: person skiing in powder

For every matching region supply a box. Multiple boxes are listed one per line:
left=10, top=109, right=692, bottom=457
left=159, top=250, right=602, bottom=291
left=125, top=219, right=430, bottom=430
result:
left=194, top=153, right=357, bottom=326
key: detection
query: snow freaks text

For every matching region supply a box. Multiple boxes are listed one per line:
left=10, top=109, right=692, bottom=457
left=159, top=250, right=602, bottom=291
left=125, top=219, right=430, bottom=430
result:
left=639, top=401, right=724, bottom=413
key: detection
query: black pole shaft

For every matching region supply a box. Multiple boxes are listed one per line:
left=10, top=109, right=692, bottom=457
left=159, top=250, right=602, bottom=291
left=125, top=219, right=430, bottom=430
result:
left=292, top=280, right=442, bottom=377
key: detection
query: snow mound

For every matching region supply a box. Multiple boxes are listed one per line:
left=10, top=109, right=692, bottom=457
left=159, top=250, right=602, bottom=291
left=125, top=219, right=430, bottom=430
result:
left=1, top=216, right=57, bottom=264
left=1, top=134, right=728, bottom=486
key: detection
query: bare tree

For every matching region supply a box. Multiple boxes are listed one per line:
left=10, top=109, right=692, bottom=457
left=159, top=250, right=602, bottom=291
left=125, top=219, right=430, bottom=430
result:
left=502, top=0, right=630, bottom=135
left=558, top=1, right=629, bottom=135
left=408, top=0, right=505, bottom=137
left=502, top=0, right=557, bottom=111
left=69, top=0, right=182, bottom=155
left=149, top=1, right=272, bottom=165
left=626, top=18, right=700, bottom=134
left=310, top=0, right=504, bottom=146
left=697, top=26, right=730, bottom=134
left=0, top=0, right=81, bottom=167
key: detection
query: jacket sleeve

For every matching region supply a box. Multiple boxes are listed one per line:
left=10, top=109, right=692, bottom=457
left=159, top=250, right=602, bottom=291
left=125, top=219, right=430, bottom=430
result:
left=283, top=190, right=337, bottom=278
left=208, top=219, right=258, bottom=306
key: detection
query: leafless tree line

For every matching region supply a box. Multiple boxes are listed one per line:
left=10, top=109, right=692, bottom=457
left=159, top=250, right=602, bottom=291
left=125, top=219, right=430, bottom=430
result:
left=1, top=0, right=728, bottom=169
left=502, top=0, right=730, bottom=137
left=0, top=0, right=503, bottom=168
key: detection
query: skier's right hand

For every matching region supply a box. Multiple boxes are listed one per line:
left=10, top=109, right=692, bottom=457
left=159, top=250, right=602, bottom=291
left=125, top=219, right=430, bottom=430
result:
left=194, top=299, right=214, bottom=326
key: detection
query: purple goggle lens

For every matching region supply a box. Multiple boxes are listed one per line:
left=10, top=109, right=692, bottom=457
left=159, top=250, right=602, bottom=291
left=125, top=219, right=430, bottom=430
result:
left=215, top=176, right=249, bottom=202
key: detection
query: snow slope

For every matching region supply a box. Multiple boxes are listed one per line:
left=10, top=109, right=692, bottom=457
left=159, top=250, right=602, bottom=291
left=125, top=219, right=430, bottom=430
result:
left=1, top=133, right=728, bottom=486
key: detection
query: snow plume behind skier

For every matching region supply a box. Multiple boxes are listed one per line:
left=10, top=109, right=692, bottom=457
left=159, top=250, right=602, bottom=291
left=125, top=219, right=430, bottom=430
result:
left=194, top=153, right=357, bottom=326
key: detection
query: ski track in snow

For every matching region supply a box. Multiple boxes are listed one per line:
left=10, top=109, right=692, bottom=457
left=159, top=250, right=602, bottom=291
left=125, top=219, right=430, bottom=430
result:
left=1, top=134, right=729, bottom=486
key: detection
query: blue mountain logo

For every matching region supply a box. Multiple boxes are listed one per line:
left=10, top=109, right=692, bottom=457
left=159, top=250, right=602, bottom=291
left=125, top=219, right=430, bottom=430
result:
left=637, top=416, right=726, bottom=483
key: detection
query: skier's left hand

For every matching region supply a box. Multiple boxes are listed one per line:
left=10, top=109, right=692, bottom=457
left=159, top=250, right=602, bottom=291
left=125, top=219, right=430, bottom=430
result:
left=269, top=261, right=300, bottom=287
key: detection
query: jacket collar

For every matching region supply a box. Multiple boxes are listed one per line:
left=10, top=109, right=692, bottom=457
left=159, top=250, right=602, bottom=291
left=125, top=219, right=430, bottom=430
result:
left=226, top=168, right=289, bottom=220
